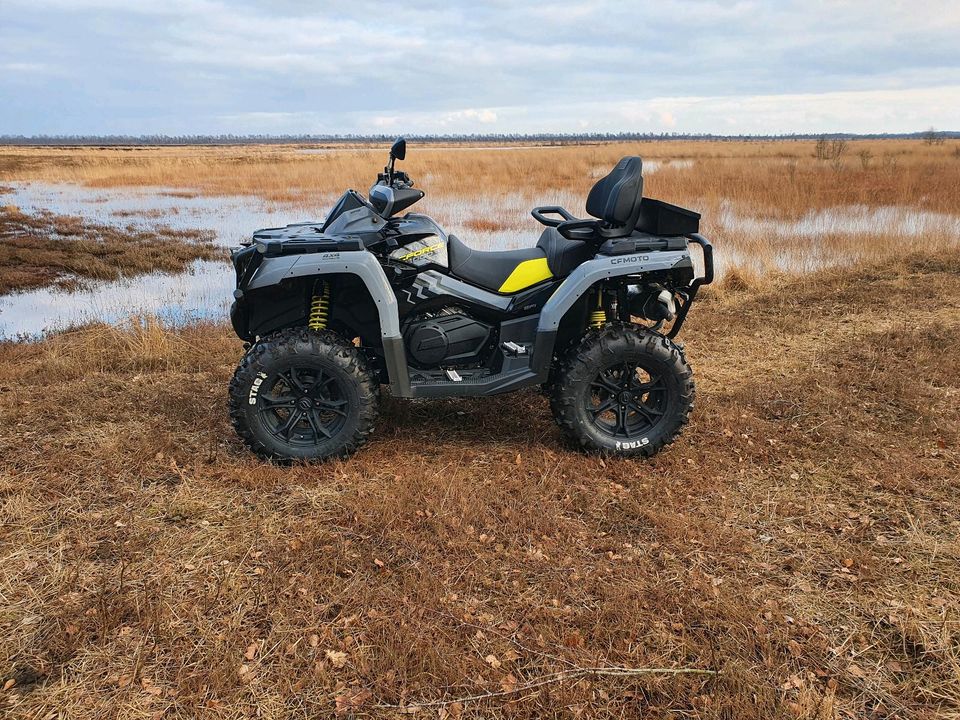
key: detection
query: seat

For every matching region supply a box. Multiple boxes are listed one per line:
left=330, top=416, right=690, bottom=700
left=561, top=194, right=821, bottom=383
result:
left=537, top=227, right=595, bottom=276
left=584, top=156, right=644, bottom=234
left=447, top=228, right=594, bottom=294
left=445, top=156, right=642, bottom=294
left=539, top=155, right=644, bottom=242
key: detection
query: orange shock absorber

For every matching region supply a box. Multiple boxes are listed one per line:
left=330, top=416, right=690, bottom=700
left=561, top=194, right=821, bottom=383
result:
left=308, top=284, right=330, bottom=331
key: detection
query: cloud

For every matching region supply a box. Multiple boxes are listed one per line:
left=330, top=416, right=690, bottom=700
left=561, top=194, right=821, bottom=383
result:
left=443, top=109, right=498, bottom=125
left=1, top=62, right=48, bottom=72
left=0, top=0, right=958, bottom=134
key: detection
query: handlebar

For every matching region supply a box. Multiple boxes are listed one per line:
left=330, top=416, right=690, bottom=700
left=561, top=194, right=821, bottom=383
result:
left=376, top=169, right=413, bottom=189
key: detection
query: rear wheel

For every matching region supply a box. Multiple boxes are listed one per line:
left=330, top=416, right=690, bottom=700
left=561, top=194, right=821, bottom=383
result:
left=550, top=322, right=694, bottom=456
left=229, top=328, right=379, bottom=461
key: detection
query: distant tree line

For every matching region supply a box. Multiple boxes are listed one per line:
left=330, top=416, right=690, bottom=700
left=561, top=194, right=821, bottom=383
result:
left=0, top=130, right=957, bottom=146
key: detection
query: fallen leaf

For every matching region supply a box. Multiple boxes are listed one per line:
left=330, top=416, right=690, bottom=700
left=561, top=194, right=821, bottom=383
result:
left=141, top=677, right=163, bottom=695
left=326, top=649, right=348, bottom=668
left=501, top=648, right=521, bottom=662
left=500, top=673, right=517, bottom=693
left=308, top=633, right=319, bottom=647
left=485, top=654, right=502, bottom=669
left=3, top=679, right=15, bottom=691
left=335, top=688, right=371, bottom=714
left=244, top=643, right=258, bottom=661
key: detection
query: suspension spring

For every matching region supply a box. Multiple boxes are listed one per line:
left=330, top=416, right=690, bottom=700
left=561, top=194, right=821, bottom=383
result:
left=308, top=284, right=330, bottom=331
left=589, top=291, right=606, bottom=329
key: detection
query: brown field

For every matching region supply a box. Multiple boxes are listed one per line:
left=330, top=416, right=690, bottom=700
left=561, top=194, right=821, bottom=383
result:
left=0, top=204, right=218, bottom=295
left=3, top=139, right=960, bottom=279
left=2, top=250, right=959, bottom=718
left=1, top=140, right=960, bottom=717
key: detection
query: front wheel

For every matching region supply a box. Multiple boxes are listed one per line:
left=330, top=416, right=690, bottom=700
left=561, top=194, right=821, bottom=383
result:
left=228, top=328, right=379, bottom=461
left=550, top=322, right=695, bottom=457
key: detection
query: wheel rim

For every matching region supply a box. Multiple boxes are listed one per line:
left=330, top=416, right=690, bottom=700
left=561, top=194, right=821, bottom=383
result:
left=257, top=365, right=349, bottom=448
left=586, top=361, right=668, bottom=439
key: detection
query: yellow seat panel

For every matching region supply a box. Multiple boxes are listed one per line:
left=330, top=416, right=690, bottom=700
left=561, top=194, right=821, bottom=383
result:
left=498, top=257, right=553, bottom=293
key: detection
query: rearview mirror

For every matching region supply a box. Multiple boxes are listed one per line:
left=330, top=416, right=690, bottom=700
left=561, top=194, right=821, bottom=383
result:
left=390, top=137, right=406, bottom=161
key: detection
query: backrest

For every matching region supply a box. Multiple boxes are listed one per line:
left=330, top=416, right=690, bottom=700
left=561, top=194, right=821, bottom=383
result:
left=585, top=156, right=644, bottom=229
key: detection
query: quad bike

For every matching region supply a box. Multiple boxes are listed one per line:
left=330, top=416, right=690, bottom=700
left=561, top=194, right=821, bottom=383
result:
left=228, top=139, right=713, bottom=461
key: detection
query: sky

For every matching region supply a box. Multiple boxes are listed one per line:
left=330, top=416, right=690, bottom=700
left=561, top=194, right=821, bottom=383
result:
left=1, top=0, right=958, bottom=136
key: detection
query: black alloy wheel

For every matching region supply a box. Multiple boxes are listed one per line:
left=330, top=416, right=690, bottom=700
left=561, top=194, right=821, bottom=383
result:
left=551, top=322, right=695, bottom=456
left=229, top=328, right=379, bottom=461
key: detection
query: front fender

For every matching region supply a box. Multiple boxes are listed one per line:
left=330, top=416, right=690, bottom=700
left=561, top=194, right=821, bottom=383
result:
left=242, top=250, right=411, bottom=395
left=245, top=250, right=400, bottom=338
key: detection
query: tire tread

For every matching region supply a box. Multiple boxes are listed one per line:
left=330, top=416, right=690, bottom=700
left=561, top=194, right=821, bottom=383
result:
left=550, top=321, right=695, bottom=457
left=228, top=327, right=379, bottom=461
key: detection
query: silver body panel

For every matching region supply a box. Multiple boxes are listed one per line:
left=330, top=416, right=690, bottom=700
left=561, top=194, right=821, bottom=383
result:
left=247, top=250, right=401, bottom=338
left=538, top=250, right=691, bottom=332
left=244, top=244, right=691, bottom=397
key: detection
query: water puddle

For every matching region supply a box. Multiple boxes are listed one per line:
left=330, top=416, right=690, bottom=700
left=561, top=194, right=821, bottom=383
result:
left=0, top=259, right=230, bottom=339
left=0, top=183, right=557, bottom=338
left=719, top=204, right=960, bottom=239
left=4, top=181, right=957, bottom=338
left=1, top=181, right=337, bottom=248
left=713, top=203, right=960, bottom=273
left=591, top=159, right=694, bottom=178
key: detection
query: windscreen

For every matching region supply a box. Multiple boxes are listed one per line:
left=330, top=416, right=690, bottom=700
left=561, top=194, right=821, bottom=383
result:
left=321, top=190, right=367, bottom=232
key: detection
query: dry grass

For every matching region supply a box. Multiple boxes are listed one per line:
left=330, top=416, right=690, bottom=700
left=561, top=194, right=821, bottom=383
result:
left=3, top=139, right=959, bottom=276
left=0, top=205, right=219, bottom=294
left=2, top=140, right=957, bottom=210
left=2, top=252, right=958, bottom=718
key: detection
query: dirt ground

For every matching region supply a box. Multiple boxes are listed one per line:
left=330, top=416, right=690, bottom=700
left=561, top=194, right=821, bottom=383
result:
left=2, top=250, right=958, bottom=718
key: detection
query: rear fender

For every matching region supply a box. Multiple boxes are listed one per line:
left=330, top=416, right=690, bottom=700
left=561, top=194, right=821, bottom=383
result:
left=537, top=250, right=693, bottom=334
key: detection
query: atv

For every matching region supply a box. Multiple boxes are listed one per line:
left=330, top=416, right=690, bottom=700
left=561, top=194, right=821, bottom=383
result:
left=228, top=139, right=713, bottom=461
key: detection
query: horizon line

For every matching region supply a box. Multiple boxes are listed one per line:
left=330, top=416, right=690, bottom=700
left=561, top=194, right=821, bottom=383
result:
left=1, top=130, right=958, bottom=147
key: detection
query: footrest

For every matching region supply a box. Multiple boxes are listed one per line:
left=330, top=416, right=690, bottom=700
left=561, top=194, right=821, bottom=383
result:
left=500, top=341, right=529, bottom=356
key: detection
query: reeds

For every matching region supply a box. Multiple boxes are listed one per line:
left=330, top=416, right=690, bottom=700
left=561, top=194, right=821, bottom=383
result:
left=0, top=204, right=219, bottom=294
left=3, top=139, right=958, bottom=277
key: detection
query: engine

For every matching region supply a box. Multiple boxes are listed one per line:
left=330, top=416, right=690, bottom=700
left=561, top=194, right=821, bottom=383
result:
left=402, top=308, right=494, bottom=369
